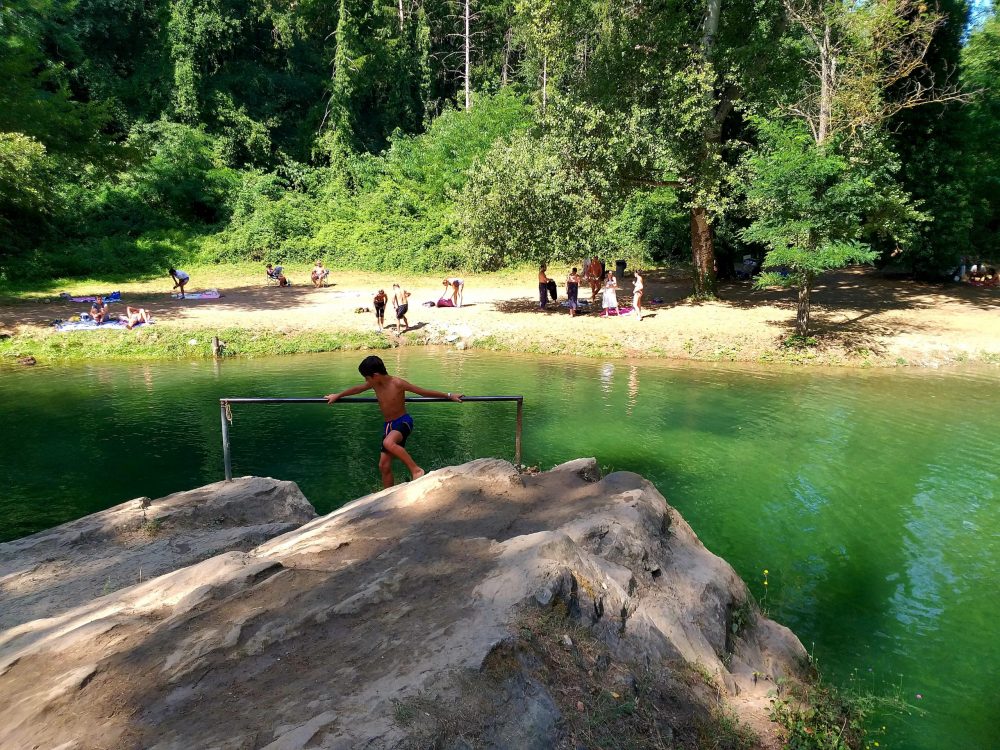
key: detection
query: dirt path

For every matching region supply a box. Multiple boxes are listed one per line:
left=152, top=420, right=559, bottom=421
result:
left=3, top=267, right=998, bottom=366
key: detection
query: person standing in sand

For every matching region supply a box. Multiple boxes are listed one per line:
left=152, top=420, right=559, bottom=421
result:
left=566, top=267, right=581, bottom=318
left=632, top=268, right=644, bottom=321
left=538, top=264, right=551, bottom=310
left=587, top=256, right=603, bottom=302
left=392, top=284, right=411, bottom=332
left=373, top=289, right=387, bottom=331
left=325, top=355, right=464, bottom=487
left=602, top=270, right=620, bottom=317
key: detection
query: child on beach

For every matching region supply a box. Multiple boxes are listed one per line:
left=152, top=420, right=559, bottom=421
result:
left=90, top=296, right=108, bottom=325
left=325, top=355, right=464, bottom=487
left=373, top=289, right=387, bottom=330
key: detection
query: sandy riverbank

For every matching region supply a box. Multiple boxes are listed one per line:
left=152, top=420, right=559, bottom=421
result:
left=2, top=266, right=998, bottom=366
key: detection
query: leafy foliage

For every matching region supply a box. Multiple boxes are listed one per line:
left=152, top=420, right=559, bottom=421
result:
left=962, top=8, right=1000, bottom=259
left=0, top=0, right=995, bottom=287
left=741, top=118, right=923, bottom=333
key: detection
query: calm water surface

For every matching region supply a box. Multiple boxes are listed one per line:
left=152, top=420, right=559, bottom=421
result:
left=1, top=350, right=997, bottom=749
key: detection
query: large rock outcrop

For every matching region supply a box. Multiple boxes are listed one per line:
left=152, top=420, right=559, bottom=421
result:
left=0, top=460, right=807, bottom=749
left=0, top=476, right=316, bottom=631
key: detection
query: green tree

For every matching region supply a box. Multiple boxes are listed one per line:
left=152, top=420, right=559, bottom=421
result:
left=962, top=6, right=1000, bottom=258
left=742, top=0, right=964, bottom=334
left=890, top=0, right=972, bottom=277
left=742, top=120, right=921, bottom=335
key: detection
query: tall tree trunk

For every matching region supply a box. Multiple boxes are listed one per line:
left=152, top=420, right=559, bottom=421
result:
left=796, top=275, right=812, bottom=336
left=464, top=0, right=472, bottom=111
left=541, top=53, right=548, bottom=114
left=689, top=0, right=724, bottom=298
left=818, top=23, right=832, bottom=145
left=398, top=0, right=404, bottom=31
left=501, top=27, right=512, bottom=87
left=691, top=206, right=717, bottom=297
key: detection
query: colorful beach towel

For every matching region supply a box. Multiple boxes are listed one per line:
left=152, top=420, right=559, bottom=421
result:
left=53, top=315, right=153, bottom=331
left=54, top=319, right=136, bottom=331
left=65, top=291, right=121, bottom=303
left=172, top=289, right=221, bottom=300
left=600, top=306, right=635, bottom=316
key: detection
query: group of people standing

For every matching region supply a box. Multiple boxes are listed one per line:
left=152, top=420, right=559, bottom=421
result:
left=373, top=285, right=411, bottom=333
left=539, top=259, right=645, bottom=320
left=371, top=278, right=464, bottom=333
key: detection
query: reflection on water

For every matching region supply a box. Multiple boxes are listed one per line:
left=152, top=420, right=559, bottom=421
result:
left=0, top=351, right=998, bottom=749
left=626, top=365, right=639, bottom=416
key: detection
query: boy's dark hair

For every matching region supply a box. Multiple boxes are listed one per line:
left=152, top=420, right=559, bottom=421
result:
left=572, top=267, right=578, bottom=274
left=168, top=268, right=176, bottom=275
left=359, top=355, right=388, bottom=378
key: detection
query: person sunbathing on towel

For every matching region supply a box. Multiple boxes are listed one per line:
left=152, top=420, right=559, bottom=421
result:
left=124, top=306, right=151, bottom=329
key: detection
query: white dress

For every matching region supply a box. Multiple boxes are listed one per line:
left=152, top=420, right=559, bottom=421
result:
left=602, top=280, right=618, bottom=308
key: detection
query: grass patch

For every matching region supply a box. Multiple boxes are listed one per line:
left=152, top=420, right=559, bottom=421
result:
left=0, top=326, right=390, bottom=363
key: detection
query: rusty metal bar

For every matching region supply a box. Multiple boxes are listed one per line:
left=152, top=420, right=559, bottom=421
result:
left=219, top=396, right=524, bottom=481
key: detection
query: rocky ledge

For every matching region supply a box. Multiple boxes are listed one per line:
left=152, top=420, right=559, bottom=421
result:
left=0, top=459, right=809, bottom=749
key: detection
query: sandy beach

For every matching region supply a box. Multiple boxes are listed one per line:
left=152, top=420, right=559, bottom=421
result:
left=3, top=266, right=998, bottom=367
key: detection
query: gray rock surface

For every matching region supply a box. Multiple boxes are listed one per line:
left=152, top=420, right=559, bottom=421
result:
left=0, top=476, right=315, bottom=631
left=0, top=459, right=807, bottom=750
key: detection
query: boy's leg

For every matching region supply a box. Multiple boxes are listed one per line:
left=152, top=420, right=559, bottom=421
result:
left=378, top=451, right=395, bottom=487
left=382, top=431, right=424, bottom=481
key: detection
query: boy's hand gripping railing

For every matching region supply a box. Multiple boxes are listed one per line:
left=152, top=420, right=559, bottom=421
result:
left=219, top=396, right=524, bottom=481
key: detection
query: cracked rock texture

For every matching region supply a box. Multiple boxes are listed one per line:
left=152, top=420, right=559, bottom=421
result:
left=0, top=459, right=807, bottom=749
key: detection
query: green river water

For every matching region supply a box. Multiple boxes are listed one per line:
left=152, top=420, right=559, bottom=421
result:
left=1, top=349, right=997, bottom=749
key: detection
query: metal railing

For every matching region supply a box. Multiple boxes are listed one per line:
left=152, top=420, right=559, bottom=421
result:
left=219, top=396, right=524, bottom=481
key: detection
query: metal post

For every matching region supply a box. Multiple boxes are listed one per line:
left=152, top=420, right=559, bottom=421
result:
left=220, top=400, right=233, bottom=481
left=218, top=395, right=524, bottom=478
left=515, top=397, right=523, bottom=467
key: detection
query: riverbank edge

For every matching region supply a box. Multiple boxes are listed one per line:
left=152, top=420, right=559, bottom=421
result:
left=3, top=321, right=999, bottom=368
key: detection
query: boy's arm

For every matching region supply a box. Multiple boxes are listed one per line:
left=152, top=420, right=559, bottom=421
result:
left=325, top=382, right=373, bottom=403
left=400, top=380, right=463, bottom=402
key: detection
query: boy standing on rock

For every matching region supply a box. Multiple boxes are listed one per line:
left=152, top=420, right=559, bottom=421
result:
left=326, top=355, right=463, bottom=488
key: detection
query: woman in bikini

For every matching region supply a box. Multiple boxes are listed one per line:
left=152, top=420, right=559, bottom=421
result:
left=632, top=269, right=644, bottom=321
left=124, top=306, right=151, bottom=329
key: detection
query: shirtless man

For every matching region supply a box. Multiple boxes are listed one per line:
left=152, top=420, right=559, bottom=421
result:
left=325, top=355, right=464, bottom=487
left=587, top=256, right=603, bottom=302
left=538, top=264, right=550, bottom=310
left=391, top=284, right=411, bottom=332
left=566, top=267, right=581, bottom=318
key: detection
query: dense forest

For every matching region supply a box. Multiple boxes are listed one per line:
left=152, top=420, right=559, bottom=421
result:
left=2, top=0, right=998, bottom=304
